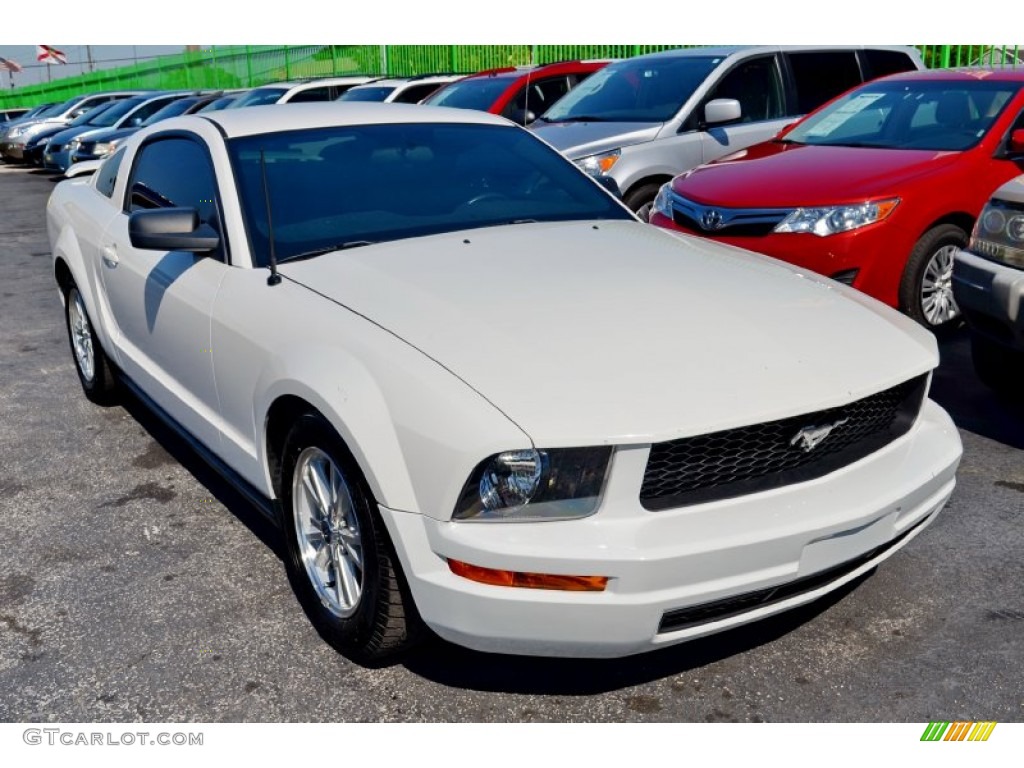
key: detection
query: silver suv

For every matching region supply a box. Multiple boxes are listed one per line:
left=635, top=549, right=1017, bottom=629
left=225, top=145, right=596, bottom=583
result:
left=532, top=45, right=923, bottom=218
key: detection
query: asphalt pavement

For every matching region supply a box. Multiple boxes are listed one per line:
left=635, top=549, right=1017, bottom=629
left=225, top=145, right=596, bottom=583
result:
left=0, top=164, right=1021, bottom=722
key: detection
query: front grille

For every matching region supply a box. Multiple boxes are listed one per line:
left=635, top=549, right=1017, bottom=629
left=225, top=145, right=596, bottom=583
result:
left=668, top=192, right=791, bottom=237
left=658, top=510, right=933, bottom=633
left=640, top=375, right=928, bottom=511
left=49, top=143, right=62, bottom=152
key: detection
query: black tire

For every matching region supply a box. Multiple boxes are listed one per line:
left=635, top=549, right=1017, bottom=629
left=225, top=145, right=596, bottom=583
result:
left=278, top=413, right=423, bottom=664
left=971, top=332, right=1024, bottom=396
left=64, top=282, right=118, bottom=405
left=899, top=224, right=967, bottom=331
left=624, top=182, right=663, bottom=222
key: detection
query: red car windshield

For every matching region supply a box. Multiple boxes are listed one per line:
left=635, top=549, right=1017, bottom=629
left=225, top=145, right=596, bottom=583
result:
left=422, top=77, right=515, bottom=111
left=784, top=80, right=1021, bottom=152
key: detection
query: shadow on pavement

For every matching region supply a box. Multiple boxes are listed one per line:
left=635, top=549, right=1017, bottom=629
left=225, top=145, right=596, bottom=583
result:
left=931, top=328, right=1024, bottom=450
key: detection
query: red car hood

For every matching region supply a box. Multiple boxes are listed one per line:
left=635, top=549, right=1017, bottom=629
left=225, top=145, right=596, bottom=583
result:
left=674, top=142, right=964, bottom=207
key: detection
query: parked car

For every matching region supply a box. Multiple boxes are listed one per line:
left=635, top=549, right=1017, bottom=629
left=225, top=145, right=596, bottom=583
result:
left=0, top=107, right=29, bottom=123
left=0, top=103, right=61, bottom=147
left=230, top=77, right=371, bottom=107
left=953, top=173, right=1024, bottom=392
left=196, top=94, right=242, bottom=112
left=49, top=92, right=222, bottom=172
left=649, top=69, right=1024, bottom=330
left=338, top=75, right=461, bottom=104
left=43, top=92, right=192, bottom=172
left=17, top=101, right=122, bottom=167
left=0, top=91, right=141, bottom=161
left=47, top=103, right=961, bottom=661
left=532, top=46, right=923, bottom=219
left=422, top=60, right=609, bottom=126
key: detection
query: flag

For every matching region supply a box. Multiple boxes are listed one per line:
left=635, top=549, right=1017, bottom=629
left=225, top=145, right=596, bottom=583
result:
left=36, top=45, right=67, bottom=65
left=0, top=56, right=23, bottom=73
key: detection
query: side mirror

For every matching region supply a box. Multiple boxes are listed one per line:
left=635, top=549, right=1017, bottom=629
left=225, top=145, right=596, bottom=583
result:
left=595, top=176, right=622, bottom=199
left=1009, top=128, right=1024, bottom=155
left=129, top=208, right=219, bottom=253
left=704, top=98, right=742, bottom=127
left=130, top=116, right=142, bottom=126
left=509, top=108, right=537, bottom=126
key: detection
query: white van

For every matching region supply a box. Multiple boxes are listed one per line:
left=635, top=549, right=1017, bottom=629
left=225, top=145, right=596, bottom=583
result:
left=532, top=45, right=924, bottom=218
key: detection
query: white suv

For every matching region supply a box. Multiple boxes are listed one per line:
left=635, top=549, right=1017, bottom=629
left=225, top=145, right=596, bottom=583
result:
left=230, top=76, right=372, bottom=107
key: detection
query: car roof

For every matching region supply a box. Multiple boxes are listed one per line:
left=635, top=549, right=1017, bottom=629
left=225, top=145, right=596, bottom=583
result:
left=628, top=44, right=920, bottom=62
left=193, top=102, right=512, bottom=138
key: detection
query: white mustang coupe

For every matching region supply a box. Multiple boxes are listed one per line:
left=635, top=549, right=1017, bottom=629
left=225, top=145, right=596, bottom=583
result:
left=47, top=103, right=962, bottom=661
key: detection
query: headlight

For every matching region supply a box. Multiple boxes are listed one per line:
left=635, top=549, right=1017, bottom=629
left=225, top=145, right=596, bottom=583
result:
left=9, top=125, right=28, bottom=138
left=970, top=199, right=1024, bottom=268
left=68, top=138, right=81, bottom=151
left=454, top=446, right=613, bottom=521
left=652, top=182, right=674, bottom=219
left=774, top=198, right=899, bottom=237
left=575, top=149, right=620, bottom=178
left=92, top=140, right=118, bottom=156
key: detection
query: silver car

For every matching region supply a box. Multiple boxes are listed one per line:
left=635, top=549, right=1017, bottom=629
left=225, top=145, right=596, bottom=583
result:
left=532, top=45, right=923, bottom=219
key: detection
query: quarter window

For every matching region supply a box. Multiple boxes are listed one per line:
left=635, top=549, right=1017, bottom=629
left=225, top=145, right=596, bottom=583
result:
left=95, top=147, right=126, bottom=199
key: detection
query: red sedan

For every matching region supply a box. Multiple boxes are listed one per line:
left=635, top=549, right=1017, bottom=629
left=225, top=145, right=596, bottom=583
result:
left=422, top=60, right=609, bottom=125
left=649, top=69, right=1024, bottom=330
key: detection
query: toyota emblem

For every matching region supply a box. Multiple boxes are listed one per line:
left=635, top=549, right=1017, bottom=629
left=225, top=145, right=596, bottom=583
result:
left=700, top=209, right=724, bottom=231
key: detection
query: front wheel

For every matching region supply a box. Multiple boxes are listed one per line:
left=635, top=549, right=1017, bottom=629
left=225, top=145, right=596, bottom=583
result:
left=624, top=183, right=662, bottom=222
left=279, top=414, right=423, bottom=663
left=899, top=224, right=967, bottom=331
left=64, top=283, right=118, bottom=404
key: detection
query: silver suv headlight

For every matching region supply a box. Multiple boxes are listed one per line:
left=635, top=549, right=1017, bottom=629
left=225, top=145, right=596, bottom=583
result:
left=453, top=447, right=613, bottom=521
left=575, top=149, right=620, bottom=178
left=970, top=198, right=1024, bottom=268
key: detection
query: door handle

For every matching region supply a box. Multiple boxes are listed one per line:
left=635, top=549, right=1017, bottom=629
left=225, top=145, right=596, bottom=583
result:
left=101, top=244, right=118, bottom=269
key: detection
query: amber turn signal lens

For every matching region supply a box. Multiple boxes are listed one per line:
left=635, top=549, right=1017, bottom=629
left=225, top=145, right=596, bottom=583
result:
left=448, top=559, right=608, bottom=592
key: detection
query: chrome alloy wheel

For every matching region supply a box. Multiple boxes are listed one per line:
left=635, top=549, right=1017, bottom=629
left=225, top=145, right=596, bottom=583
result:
left=68, top=289, right=95, bottom=383
left=292, top=446, right=364, bottom=618
left=920, top=244, right=960, bottom=327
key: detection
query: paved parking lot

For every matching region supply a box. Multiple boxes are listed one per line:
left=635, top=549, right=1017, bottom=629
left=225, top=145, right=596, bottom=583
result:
left=1, top=164, right=1022, bottom=722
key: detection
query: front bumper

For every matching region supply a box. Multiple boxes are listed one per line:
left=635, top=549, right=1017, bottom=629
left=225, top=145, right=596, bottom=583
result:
left=953, top=248, right=1024, bottom=351
left=43, top=147, right=74, bottom=172
left=380, top=399, right=961, bottom=657
left=1, top=140, right=27, bottom=161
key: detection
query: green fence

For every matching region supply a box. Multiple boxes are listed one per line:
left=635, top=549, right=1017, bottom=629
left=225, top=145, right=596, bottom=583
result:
left=2, top=44, right=1021, bottom=108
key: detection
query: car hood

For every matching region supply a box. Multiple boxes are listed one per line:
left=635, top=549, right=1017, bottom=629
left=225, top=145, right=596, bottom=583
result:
left=531, top=121, right=661, bottom=160
left=279, top=220, right=937, bottom=446
left=78, top=126, right=137, bottom=144
left=48, top=125, right=96, bottom=145
left=675, top=142, right=964, bottom=206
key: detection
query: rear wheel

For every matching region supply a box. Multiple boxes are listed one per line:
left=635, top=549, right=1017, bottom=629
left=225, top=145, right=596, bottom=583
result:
left=279, top=414, right=423, bottom=663
left=64, top=283, right=117, bottom=404
left=899, top=224, right=967, bottom=331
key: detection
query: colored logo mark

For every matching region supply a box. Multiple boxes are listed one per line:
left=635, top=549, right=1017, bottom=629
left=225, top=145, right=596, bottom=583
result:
left=921, top=721, right=997, bottom=741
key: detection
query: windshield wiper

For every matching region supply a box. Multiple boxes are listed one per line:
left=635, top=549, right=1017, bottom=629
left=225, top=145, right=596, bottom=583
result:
left=549, top=115, right=608, bottom=123
left=773, top=137, right=802, bottom=145
left=278, top=240, right=376, bottom=264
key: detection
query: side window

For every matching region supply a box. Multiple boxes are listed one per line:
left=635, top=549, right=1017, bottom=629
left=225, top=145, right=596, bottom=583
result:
left=787, top=52, right=862, bottom=115
left=394, top=83, right=445, bottom=104
left=288, top=86, right=332, bottom=103
left=95, top=147, right=126, bottom=199
left=862, top=50, right=917, bottom=80
left=502, top=76, right=572, bottom=120
left=127, top=137, right=219, bottom=223
left=704, top=56, right=784, bottom=123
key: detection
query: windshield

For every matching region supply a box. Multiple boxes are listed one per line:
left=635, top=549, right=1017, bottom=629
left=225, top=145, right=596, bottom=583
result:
left=784, top=80, right=1021, bottom=151
left=68, top=102, right=114, bottom=127
left=422, top=76, right=514, bottom=111
left=339, top=86, right=396, bottom=103
left=142, top=98, right=200, bottom=126
left=231, top=88, right=288, bottom=108
left=542, top=55, right=720, bottom=123
left=87, top=97, right=144, bottom=127
left=227, top=122, right=631, bottom=266
left=198, top=96, right=236, bottom=112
